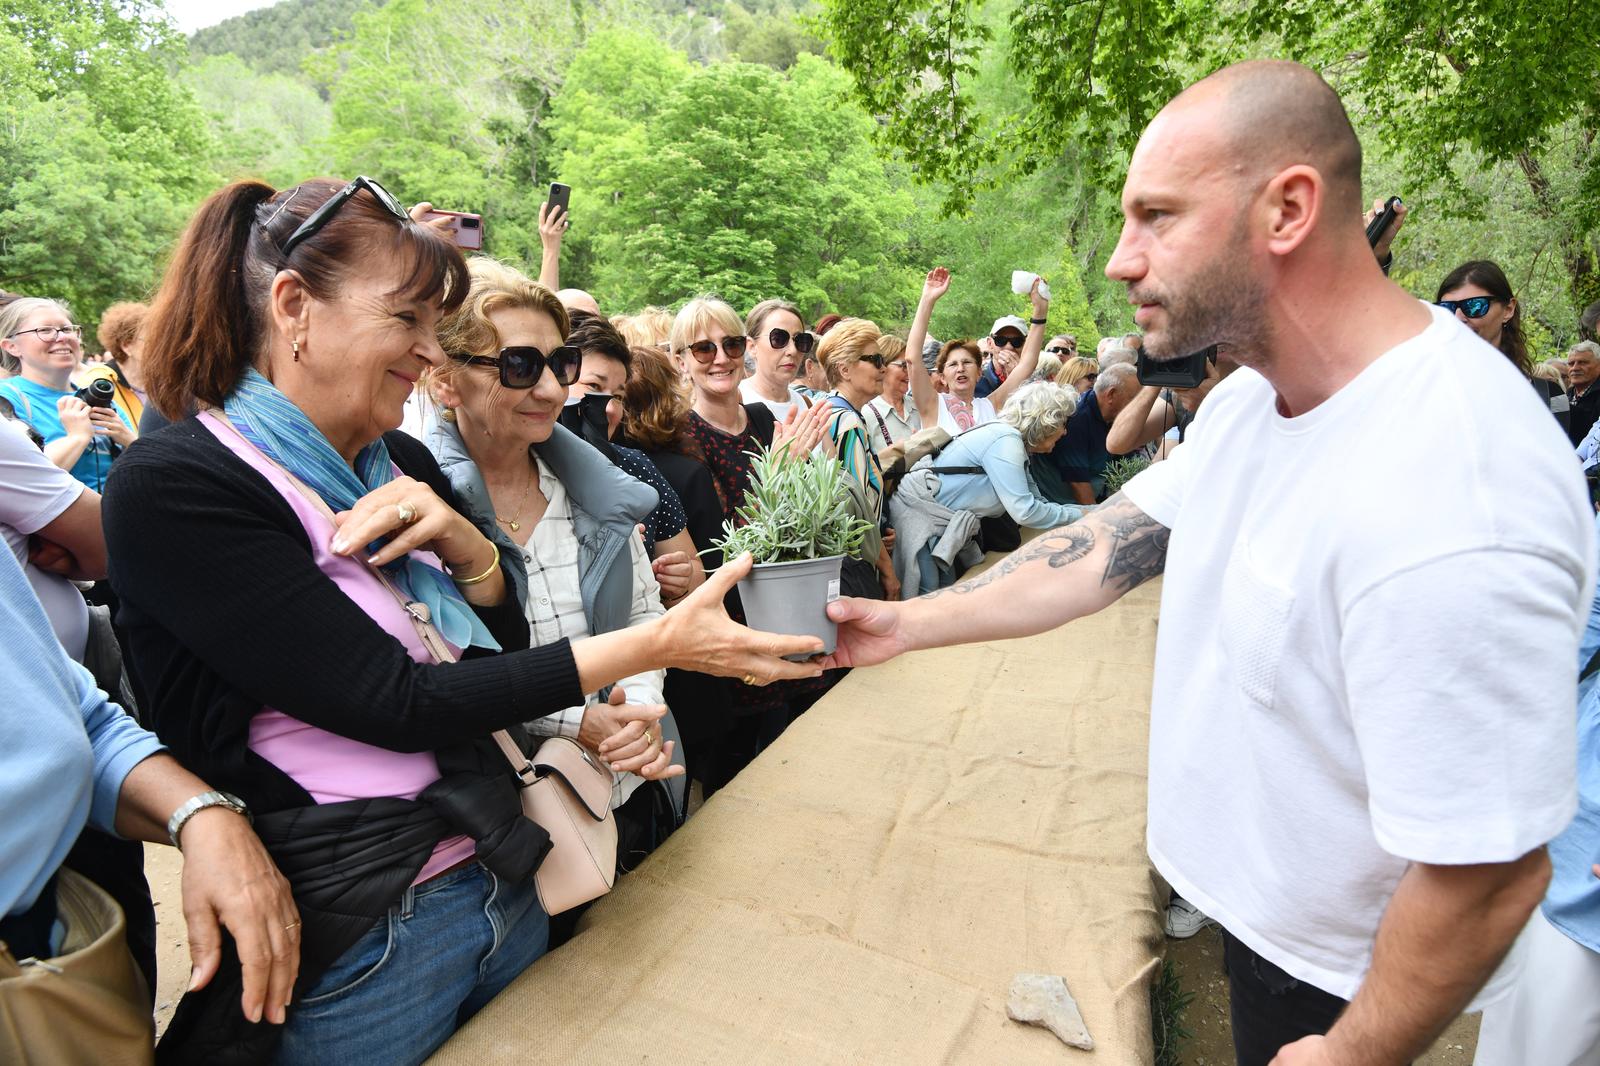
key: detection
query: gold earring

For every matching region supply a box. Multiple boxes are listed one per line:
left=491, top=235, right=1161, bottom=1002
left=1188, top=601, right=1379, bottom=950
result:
left=292, top=340, right=300, bottom=363
left=441, top=407, right=457, bottom=423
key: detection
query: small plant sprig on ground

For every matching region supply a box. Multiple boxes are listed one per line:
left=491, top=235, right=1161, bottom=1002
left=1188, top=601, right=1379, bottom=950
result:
left=1102, top=454, right=1152, bottom=498
left=712, top=445, right=873, bottom=565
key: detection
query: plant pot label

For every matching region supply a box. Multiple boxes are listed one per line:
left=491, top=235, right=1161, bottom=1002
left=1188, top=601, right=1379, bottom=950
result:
left=827, top=578, right=840, bottom=602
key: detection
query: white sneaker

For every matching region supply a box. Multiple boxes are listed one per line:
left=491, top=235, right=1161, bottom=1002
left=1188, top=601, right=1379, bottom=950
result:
left=1164, top=895, right=1214, bottom=939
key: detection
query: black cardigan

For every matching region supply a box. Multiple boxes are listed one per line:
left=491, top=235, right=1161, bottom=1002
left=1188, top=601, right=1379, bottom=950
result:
left=103, top=418, right=585, bottom=815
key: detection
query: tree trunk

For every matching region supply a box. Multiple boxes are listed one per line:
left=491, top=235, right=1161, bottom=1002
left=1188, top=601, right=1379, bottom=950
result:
left=1516, top=150, right=1600, bottom=314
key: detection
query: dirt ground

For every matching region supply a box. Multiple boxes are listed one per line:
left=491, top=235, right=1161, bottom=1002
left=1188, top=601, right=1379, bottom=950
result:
left=1167, top=925, right=1480, bottom=1065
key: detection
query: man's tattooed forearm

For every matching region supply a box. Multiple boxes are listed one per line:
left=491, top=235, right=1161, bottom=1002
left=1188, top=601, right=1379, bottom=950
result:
left=1097, top=494, right=1169, bottom=592
left=923, top=524, right=1095, bottom=599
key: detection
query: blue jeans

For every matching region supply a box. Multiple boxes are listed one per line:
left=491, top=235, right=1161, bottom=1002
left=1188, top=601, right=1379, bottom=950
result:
left=276, top=863, right=548, bottom=1066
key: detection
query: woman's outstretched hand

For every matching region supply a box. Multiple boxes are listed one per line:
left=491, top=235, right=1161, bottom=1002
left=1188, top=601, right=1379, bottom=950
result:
left=653, top=553, right=824, bottom=683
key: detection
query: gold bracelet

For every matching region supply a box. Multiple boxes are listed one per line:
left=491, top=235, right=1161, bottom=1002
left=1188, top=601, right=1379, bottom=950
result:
left=451, top=543, right=500, bottom=586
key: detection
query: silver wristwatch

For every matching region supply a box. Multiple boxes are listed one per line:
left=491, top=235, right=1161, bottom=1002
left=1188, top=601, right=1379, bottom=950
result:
left=167, top=790, right=251, bottom=849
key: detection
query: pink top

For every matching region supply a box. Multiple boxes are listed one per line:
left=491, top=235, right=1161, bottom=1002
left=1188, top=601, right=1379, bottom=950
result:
left=199, top=412, right=475, bottom=883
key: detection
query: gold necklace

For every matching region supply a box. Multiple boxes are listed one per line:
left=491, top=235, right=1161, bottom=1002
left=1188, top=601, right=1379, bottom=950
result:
left=495, top=465, right=535, bottom=532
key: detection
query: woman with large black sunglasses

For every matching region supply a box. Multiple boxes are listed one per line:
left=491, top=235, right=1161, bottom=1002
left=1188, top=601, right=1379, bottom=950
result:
left=102, top=178, right=824, bottom=1064
left=739, top=298, right=817, bottom=420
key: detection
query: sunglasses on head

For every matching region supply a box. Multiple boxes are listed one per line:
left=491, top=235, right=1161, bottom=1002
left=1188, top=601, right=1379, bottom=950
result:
left=763, top=327, right=816, bottom=355
left=991, top=334, right=1024, bottom=349
left=271, top=175, right=409, bottom=259
left=452, top=345, right=583, bottom=388
left=1436, top=295, right=1495, bottom=320
left=682, top=335, right=749, bottom=364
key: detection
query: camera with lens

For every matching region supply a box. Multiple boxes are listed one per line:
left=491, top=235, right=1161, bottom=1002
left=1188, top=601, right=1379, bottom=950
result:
left=74, top=377, right=117, bottom=409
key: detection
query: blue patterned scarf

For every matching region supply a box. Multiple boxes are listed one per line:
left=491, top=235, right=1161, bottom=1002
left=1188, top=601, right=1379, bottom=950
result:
left=224, top=368, right=499, bottom=651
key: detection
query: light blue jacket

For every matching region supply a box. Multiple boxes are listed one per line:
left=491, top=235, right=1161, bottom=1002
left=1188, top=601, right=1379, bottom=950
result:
left=428, top=420, right=687, bottom=818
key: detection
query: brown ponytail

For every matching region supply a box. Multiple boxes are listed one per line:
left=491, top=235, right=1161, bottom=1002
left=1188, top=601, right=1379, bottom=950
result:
left=143, top=181, right=276, bottom=420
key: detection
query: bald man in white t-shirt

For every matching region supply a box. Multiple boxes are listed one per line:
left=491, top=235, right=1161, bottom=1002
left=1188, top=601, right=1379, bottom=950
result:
left=822, top=61, right=1591, bottom=1066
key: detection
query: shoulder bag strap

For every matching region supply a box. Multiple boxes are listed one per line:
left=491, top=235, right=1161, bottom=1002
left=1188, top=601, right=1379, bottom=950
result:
left=205, top=411, right=535, bottom=777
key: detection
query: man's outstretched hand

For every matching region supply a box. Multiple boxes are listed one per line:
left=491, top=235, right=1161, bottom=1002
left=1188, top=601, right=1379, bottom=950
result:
left=820, top=596, right=912, bottom=669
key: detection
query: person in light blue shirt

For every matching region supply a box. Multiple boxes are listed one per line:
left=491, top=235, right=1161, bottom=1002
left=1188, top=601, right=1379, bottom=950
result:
left=0, top=543, right=301, bottom=1026
left=891, top=382, right=1088, bottom=594
left=1475, top=510, right=1600, bottom=1065
left=1576, top=411, right=1600, bottom=472
left=0, top=297, right=136, bottom=492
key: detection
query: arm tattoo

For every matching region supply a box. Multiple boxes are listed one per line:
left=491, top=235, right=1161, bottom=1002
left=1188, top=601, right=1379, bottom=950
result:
left=1094, top=493, right=1170, bottom=592
left=919, top=491, right=1167, bottom=601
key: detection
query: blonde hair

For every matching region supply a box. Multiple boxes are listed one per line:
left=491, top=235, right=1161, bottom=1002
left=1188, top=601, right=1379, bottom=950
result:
left=1532, top=359, right=1569, bottom=390
left=1034, top=353, right=1063, bottom=382
left=817, top=318, right=882, bottom=387
left=669, top=296, right=744, bottom=357
left=0, top=297, right=74, bottom=374
left=999, top=381, right=1078, bottom=448
left=1056, top=355, right=1099, bottom=390
left=877, top=335, right=907, bottom=365
left=615, top=306, right=673, bottom=349
left=430, top=258, right=568, bottom=407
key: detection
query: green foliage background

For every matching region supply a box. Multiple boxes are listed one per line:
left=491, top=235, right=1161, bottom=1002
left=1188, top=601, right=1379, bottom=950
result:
left=2, top=0, right=1594, bottom=356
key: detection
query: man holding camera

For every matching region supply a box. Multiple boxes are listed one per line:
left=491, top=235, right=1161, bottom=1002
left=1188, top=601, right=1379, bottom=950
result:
left=825, top=60, right=1590, bottom=1066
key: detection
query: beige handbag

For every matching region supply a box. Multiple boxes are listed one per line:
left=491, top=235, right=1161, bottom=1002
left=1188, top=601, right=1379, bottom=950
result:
left=208, top=411, right=620, bottom=917
left=0, top=868, right=155, bottom=1066
left=491, top=733, right=619, bottom=914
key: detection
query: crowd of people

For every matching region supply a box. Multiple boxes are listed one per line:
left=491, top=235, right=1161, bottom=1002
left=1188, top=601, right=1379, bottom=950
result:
left=4, top=56, right=1600, bottom=1066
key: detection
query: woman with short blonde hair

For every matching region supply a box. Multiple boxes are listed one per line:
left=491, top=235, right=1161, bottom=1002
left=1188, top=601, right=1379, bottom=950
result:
left=1056, top=355, right=1100, bottom=395
left=614, top=306, right=673, bottom=350
left=816, top=318, right=896, bottom=598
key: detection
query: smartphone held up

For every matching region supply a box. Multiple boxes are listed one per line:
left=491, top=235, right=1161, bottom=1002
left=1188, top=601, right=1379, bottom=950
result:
left=421, top=209, right=484, bottom=250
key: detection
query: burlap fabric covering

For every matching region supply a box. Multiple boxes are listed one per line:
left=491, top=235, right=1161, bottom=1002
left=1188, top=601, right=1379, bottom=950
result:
left=433, top=570, right=1165, bottom=1065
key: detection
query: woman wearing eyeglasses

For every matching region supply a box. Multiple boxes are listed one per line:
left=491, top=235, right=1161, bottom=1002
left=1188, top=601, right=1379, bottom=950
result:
left=739, top=298, right=817, bottom=420
left=0, top=298, right=137, bottom=492
left=1436, top=260, right=1573, bottom=438
left=100, top=179, right=823, bottom=1064
left=904, top=267, right=1047, bottom=434
left=863, top=335, right=920, bottom=456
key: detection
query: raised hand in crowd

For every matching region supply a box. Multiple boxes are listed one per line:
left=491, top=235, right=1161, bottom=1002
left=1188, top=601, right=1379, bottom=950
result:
left=589, top=686, right=681, bottom=779
left=1363, top=195, right=1408, bottom=264
left=537, top=199, right=568, bottom=291
left=906, top=267, right=951, bottom=426
left=981, top=275, right=1049, bottom=413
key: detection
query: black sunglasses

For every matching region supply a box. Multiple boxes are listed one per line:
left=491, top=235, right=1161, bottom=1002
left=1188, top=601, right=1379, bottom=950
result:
left=1435, top=296, right=1495, bottom=320
left=856, top=353, right=885, bottom=369
left=272, top=175, right=409, bottom=258
left=682, top=336, right=748, bottom=364
left=762, top=327, right=816, bottom=355
left=1046, top=344, right=1077, bottom=356
left=991, top=334, right=1024, bottom=349
left=453, top=345, right=583, bottom=388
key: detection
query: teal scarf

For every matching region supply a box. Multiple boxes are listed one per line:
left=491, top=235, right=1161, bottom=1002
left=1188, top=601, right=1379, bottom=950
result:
left=225, top=368, right=499, bottom=651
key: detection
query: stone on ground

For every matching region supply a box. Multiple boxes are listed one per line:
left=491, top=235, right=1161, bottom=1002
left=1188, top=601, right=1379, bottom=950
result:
left=1006, top=972, right=1094, bottom=1051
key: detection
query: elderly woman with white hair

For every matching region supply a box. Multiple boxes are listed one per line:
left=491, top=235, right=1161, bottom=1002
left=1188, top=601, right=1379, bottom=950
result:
left=888, top=381, right=1089, bottom=595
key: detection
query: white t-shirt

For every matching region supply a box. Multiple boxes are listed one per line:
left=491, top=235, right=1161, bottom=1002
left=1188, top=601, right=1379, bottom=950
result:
left=934, top=393, right=996, bottom=434
left=739, top=377, right=809, bottom=421
left=0, top=418, right=90, bottom=660
left=1122, top=304, right=1594, bottom=1005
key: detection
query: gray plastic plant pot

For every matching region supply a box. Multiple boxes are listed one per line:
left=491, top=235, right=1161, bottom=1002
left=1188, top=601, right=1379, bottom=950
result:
left=735, top=554, right=845, bottom=660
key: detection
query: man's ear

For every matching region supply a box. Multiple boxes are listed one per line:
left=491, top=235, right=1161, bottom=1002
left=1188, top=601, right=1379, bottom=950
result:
left=1261, top=164, right=1323, bottom=258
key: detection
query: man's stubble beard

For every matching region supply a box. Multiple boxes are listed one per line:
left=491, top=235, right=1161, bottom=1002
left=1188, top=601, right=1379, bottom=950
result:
left=1140, top=219, right=1269, bottom=367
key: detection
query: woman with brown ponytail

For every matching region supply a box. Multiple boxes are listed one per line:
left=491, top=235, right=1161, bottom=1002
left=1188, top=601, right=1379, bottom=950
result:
left=101, top=177, right=823, bottom=1064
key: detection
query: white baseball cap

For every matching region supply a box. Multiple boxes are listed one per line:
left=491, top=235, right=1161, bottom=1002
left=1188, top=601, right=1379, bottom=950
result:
left=989, top=315, right=1028, bottom=337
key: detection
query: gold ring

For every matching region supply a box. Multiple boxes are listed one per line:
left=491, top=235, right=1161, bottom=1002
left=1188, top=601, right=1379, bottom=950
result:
left=742, top=674, right=757, bottom=686
left=642, top=730, right=653, bottom=748
left=284, top=920, right=301, bottom=932
left=396, top=501, right=418, bottom=525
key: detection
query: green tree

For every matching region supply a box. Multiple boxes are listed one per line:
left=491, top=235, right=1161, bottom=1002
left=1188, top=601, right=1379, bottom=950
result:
left=188, top=0, right=374, bottom=77
left=0, top=0, right=214, bottom=321
left=819, top=0, right=1600, bottom=311
left=184, top=54, right=334, bottom=186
